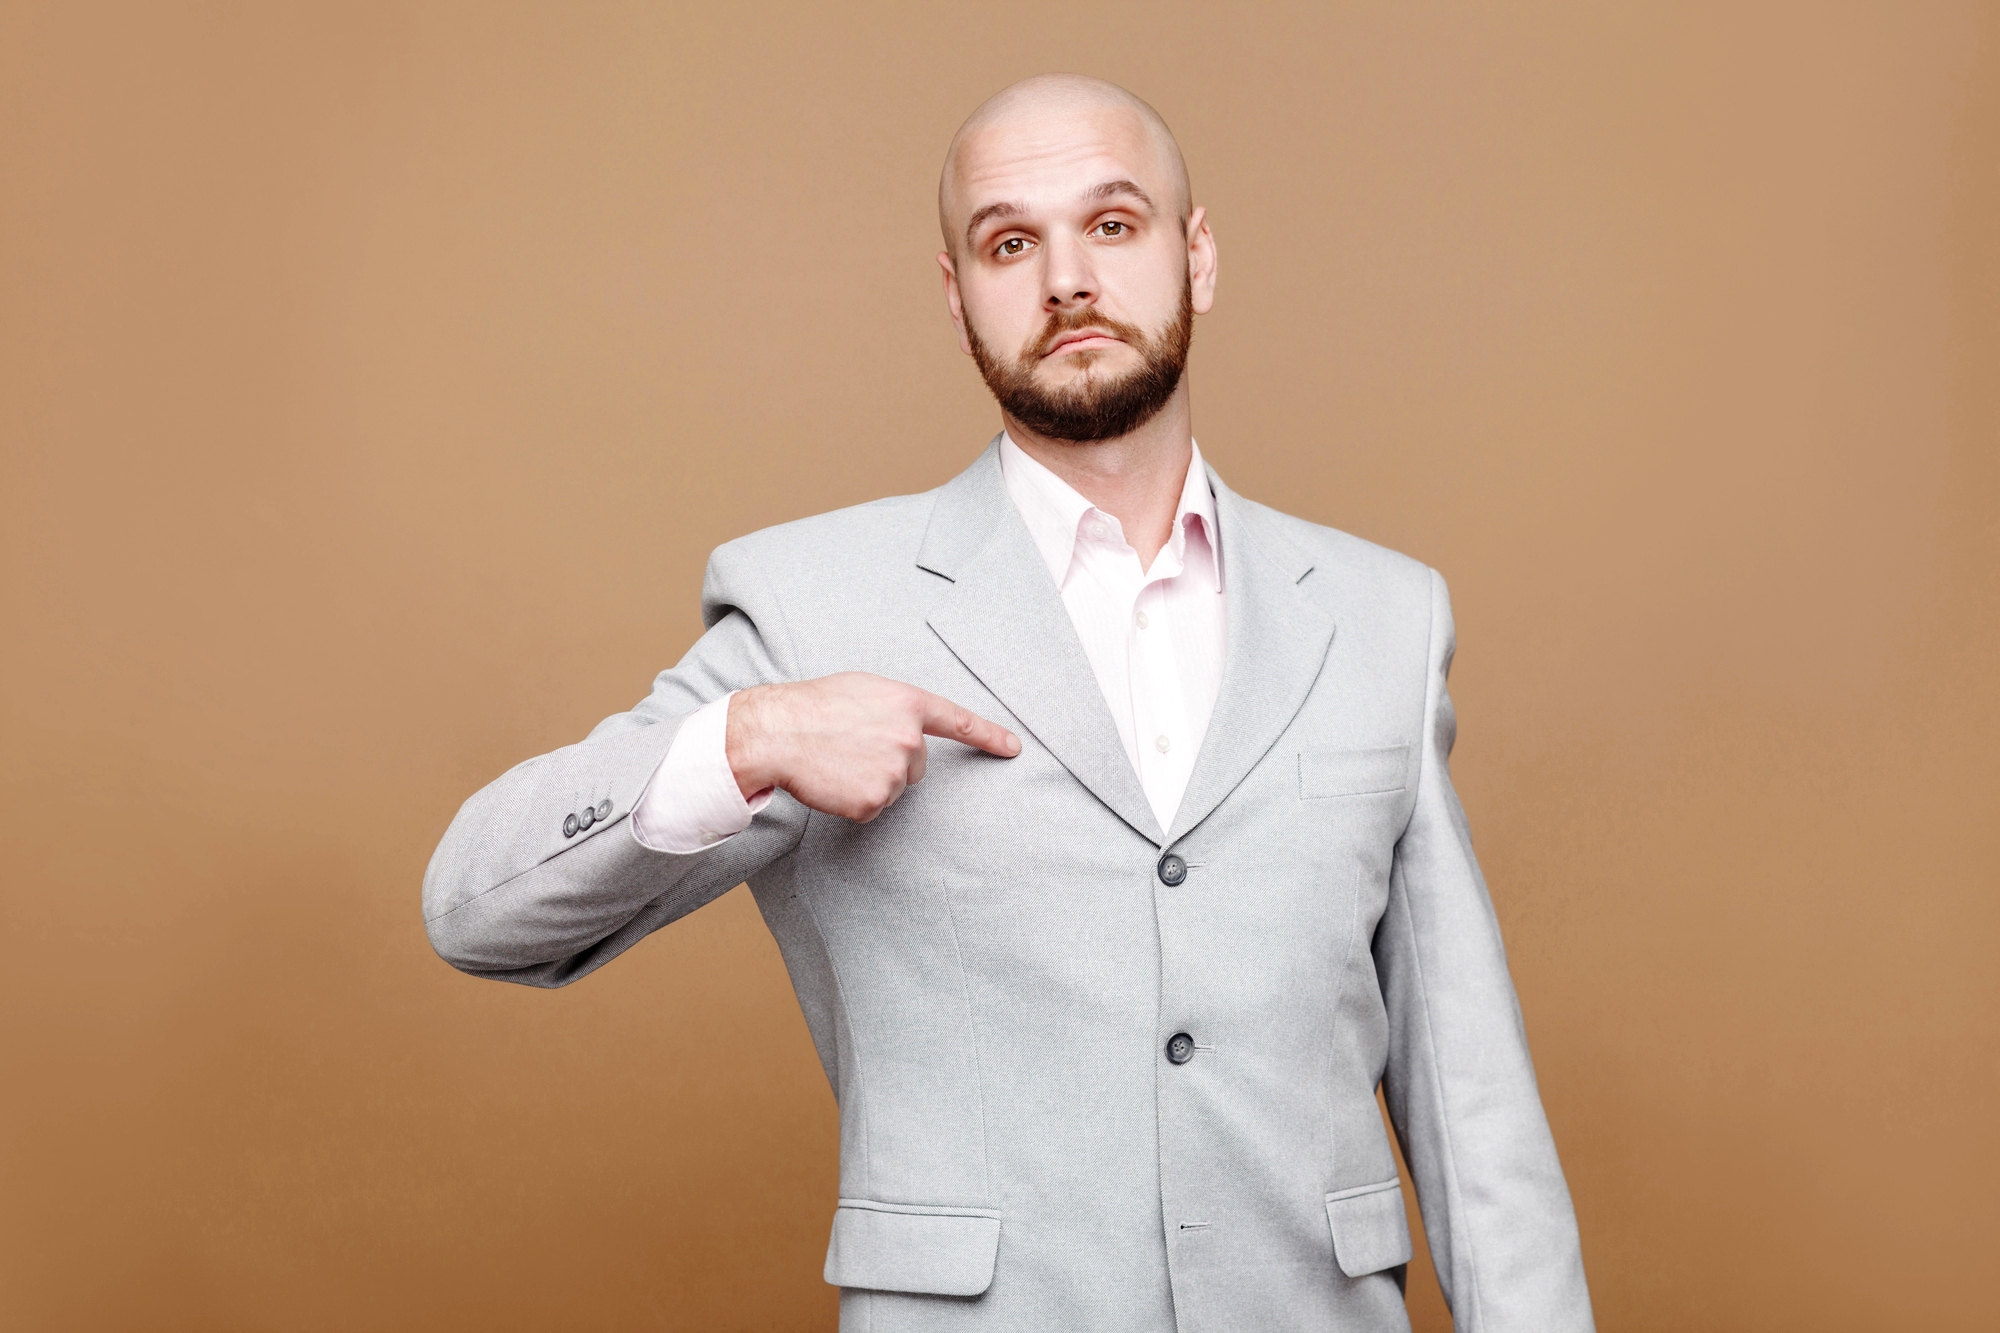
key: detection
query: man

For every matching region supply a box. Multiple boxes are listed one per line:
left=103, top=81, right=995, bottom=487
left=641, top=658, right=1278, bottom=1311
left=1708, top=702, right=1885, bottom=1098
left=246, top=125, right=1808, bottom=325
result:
left=424, top=74, right=1593, bottom=1333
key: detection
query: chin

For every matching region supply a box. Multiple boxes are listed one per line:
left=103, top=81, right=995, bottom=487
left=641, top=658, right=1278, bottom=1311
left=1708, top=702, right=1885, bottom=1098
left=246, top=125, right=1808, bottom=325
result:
left=1044, top=347, right=1127, bottom=381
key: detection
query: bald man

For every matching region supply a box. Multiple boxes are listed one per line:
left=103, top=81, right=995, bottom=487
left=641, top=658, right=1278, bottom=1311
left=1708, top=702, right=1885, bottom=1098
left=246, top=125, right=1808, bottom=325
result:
left=425, top=75, right=1595, bottom=1332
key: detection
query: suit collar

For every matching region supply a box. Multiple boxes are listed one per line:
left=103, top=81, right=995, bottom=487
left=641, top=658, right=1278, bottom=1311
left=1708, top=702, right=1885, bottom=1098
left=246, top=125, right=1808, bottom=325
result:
left=922, top=439, right=1163, bottom=842
left=918, top=440, right=1334, bottom=848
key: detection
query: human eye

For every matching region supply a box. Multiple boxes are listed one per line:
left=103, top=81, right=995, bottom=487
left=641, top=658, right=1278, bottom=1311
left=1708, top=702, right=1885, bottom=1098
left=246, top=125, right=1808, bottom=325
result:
left=994, top=235, right=1034, bottom=258
left=1092, top=219, right=1129, bottom=238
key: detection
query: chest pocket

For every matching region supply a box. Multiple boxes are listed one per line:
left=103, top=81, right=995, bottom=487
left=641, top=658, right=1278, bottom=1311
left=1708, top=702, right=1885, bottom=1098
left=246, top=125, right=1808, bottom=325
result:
left=1298, top=744, right=1412, bottom=800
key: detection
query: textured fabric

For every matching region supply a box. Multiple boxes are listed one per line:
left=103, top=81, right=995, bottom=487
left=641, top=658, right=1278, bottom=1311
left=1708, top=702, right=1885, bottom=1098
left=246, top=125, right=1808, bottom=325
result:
left=997, top=434, right=1225, bottom=832
left=423, top=438, right=1596, bottom=1333
left=824, top=1200, right=1005, bottom=1296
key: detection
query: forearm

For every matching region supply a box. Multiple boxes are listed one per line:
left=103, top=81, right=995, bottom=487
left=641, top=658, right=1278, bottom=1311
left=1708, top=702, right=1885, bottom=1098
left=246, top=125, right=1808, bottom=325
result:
left=424, top=743, right=802, bottom=985
left=1378, top=803, right=1590, bottom=1332
left=422, top=712, right=705, bottom=975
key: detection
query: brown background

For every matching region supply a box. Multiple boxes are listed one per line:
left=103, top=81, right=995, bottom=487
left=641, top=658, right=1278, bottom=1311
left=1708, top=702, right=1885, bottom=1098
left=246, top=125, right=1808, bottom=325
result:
left=3, top=2, right=1995, bottom=1329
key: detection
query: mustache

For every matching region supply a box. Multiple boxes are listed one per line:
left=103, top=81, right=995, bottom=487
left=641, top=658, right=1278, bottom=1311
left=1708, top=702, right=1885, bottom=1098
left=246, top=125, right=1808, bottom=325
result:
left=1024, top=307, right=1150, bottom=361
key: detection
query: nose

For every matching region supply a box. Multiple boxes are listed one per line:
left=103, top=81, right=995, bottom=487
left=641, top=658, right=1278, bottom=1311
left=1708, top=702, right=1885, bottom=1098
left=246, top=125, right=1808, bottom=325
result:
left=1041, top=231, right=1098, bottom=312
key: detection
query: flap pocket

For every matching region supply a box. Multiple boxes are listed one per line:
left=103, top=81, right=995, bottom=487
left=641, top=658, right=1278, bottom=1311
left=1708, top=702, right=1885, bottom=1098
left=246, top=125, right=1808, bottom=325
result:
left=823, top=1199, right=1002, bottom=1296
left=1325, top=1179, right=1413, bottom=1278
left=1299, top=745, right=1411, bottom=800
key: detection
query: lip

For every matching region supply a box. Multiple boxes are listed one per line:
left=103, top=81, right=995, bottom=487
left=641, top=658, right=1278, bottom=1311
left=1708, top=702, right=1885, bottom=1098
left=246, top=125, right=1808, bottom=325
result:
left=1042, top=330, right=1125, bottom=357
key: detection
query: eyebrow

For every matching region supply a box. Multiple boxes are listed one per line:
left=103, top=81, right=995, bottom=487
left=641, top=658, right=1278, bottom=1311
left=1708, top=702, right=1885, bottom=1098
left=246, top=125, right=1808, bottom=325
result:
left=1084, top=179, right=1157, bottom=212
left=962, top=179, right=1161, bottom=251
left=964, top=200, right=1026, bottom=250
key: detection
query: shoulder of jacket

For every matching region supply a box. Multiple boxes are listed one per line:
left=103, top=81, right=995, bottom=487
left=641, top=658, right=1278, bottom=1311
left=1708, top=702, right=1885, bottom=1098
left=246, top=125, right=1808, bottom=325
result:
left=1231, top=493, right=1435, bottom=598
left=708, top=490, right=937, bottom=579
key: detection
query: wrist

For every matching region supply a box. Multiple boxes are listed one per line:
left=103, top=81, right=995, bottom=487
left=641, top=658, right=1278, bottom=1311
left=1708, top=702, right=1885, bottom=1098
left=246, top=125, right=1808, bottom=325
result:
left=725, top=685, right=785, bottom=800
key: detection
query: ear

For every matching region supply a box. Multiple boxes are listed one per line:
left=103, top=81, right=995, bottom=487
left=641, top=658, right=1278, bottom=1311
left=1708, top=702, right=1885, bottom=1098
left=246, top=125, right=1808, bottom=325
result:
left=1185, top=206, right=1217, bottom=316
left=937, top=251, right=974, bottom=357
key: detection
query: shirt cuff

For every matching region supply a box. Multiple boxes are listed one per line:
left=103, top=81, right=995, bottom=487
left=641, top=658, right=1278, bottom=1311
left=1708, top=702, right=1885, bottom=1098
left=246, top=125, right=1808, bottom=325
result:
left=629, top=692, right=773, bottom=854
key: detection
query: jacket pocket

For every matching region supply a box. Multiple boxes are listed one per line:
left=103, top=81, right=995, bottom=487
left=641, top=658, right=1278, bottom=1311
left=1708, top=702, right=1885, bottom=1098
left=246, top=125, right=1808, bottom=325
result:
left=1325, top=1179, right=1414, bottom=1277
left=1299, top=745, right=1411, bottom=800
left=823, top=1198, right=1002, bottom=1296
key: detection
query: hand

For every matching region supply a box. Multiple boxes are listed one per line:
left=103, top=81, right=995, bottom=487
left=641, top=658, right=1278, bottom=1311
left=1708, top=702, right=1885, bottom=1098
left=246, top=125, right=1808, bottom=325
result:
left=725, top=673, right=1021, bottom=822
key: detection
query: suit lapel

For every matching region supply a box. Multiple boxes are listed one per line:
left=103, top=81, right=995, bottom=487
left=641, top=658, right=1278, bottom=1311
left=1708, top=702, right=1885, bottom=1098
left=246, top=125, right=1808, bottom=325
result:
left=1166, top=471, right=1336, bottom=844
left=921, top=442, right=1164, bottom=844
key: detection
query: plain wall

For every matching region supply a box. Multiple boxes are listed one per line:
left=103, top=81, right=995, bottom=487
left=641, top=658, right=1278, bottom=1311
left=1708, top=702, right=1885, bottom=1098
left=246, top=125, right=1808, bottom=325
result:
left=3, top=3, right=1995, bottom=1329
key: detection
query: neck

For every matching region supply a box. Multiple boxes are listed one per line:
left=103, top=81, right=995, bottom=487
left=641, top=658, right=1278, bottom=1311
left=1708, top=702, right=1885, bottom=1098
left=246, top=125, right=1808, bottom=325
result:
left=1001, top=385, right=1193, bottom=567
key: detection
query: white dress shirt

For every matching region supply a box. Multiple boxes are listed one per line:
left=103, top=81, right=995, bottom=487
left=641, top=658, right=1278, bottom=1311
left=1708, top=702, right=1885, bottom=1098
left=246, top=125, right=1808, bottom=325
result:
left=631, top=436, right=1227, bottom=851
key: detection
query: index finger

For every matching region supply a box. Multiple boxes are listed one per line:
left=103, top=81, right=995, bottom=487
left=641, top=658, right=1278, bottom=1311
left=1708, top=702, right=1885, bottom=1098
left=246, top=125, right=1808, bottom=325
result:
left=917, top=690, right=1021, bottom=758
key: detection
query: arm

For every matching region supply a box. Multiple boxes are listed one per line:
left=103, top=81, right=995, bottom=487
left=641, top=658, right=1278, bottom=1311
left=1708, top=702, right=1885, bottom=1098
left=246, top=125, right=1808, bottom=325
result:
left=1375, top=569, right=1594, bottom=1332
left=421, top=541, right=805, bottom=986
left=421, top=539, right=1021, bottom=988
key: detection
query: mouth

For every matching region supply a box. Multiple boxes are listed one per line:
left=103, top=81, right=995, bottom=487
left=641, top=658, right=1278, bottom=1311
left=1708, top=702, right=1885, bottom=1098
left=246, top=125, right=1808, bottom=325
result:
left=1041, top=329, right=1126, bottom=358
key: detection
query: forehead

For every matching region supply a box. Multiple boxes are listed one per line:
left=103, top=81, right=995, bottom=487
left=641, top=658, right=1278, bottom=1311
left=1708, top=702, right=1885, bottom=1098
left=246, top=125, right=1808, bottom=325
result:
left=949, top=103, right=1168, bottom=221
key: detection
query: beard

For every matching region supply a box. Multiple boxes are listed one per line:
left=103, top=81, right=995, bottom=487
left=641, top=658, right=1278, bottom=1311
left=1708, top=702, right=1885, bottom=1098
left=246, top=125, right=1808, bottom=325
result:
left=967, top=279, right=1194, bottom=443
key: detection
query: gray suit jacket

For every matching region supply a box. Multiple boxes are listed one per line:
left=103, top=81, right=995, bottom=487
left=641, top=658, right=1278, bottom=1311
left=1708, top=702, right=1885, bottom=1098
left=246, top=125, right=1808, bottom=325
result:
left=423, top=442, right=1593, bottom=1333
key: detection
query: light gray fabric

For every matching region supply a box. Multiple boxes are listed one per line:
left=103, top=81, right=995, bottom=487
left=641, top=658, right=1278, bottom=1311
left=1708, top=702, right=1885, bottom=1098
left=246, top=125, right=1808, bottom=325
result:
left=423, top=440, right=1595, bottom=1333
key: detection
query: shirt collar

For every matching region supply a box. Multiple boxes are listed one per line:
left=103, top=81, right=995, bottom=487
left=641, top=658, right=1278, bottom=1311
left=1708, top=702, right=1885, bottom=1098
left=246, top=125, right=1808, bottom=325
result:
left=998, top=433, right=1222, bottom=591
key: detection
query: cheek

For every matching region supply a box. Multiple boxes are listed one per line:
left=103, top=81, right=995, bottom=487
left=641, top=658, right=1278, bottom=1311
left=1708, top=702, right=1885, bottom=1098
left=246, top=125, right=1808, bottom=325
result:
left=961, top=269, right=1045, bottom=349
left=1099, top=244, right=1187, bottom=327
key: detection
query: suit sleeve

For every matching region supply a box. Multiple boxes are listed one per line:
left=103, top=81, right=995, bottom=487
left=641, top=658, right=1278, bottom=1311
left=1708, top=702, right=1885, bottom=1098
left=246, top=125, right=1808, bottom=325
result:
left=1375, top=568, right=1594, bottom=1331
left=420, top=538, right=811, bottom=987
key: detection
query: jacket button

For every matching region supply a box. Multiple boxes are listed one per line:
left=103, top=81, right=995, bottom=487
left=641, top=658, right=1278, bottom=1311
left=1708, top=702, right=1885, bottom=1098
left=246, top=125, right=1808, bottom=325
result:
left=578, top=807, right=595, bottom=832
left=595, top=798, right=612, bottom=820
left=563, top=813, right=579, bottom=838
left=1157, top=853, right=1187, bottom=886
left=1165, top=1032, right=1195, bottom=1065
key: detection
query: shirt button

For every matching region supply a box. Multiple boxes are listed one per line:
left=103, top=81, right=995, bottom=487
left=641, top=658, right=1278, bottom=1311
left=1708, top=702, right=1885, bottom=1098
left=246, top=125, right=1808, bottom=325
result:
left=1166, top=1032, right=1195, bottom=1065
left=1155, top=734, right=1171, bottom=754
left=1135, top=610, right=1149, bottom=630
left=1157, top=853, right=1187, bottom=885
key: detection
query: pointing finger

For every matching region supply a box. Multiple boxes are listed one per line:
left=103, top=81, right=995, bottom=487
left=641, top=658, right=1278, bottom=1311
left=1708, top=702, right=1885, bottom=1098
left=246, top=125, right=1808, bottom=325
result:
left=916, top=690, right=1021, bottom=758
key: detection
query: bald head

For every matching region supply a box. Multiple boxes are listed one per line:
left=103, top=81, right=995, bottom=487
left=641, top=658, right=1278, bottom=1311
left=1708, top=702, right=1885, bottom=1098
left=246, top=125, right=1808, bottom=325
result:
left=939, top=74, right=1192, bottom=254
left=933, top=73, right=1218, bottom=447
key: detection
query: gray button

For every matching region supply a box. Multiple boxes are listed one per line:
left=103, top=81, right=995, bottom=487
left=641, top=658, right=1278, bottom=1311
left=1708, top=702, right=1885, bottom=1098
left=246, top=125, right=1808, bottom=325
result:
left=563, top=813, right=579, bottom=838
left=1166, top=1032, right=1195, bottom=1065
left=594, top=799, right=612, bottom=820
left=578, top=807, right=595, bottom=832
left=1157, top=853, right=1187, bottom=886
